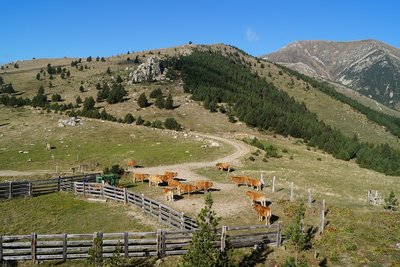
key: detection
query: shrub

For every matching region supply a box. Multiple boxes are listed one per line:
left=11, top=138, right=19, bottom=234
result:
left=164, top=118, right=182, bottom=131
left=384, top=191, right=398, bottom=212
left=149, top=88, right=163, bottom=98
left=51, top=94, right=62, bottom=102
left=137, top=93, right=149, bottom=108
left=124, top=113, right=135, bottom=124
left=151, top=120, right=164, bottom=129
left=136, top=116, right=144, bottom=125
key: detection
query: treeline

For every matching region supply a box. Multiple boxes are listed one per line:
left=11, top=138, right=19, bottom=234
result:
left=166, top=49, right=400, bottom=176
left=278, top=64, right=400, bottom=139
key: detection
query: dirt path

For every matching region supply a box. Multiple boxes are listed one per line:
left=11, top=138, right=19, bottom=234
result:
left=133, top=133, right=251, bottom=181
left=0, top=170, right=52, bottom=177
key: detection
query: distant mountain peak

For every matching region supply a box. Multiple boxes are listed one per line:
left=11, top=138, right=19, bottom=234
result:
left=264, top=39, right=400, bottom=109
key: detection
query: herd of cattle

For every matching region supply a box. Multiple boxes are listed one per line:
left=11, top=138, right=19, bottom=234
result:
left=129, top=163, right=272, bottom=225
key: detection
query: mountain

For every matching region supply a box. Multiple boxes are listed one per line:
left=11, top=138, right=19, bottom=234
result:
left=263, top=39, right=400, bottom=109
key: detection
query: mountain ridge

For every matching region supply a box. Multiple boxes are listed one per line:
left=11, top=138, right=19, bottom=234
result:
left=263, top=39, right=400, bottom=109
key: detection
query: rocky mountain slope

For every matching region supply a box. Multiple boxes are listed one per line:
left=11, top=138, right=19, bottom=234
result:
left=263, top=39, right=400, bottom=109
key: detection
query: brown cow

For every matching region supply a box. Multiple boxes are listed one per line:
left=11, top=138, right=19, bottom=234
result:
left=177, top=183, right=198, bottom=196
left=133, top=173, right=149, bottom=183
left=148, top=175, right=164, bottom=187
left=230, top=176, right=250, bottom=187
left=163, top=188, right=174, bottom=202
left=216, top=162, right=230, bottom=171
left=127, top=160, right=137, bottom=168
left=164, top=171, right=178, bottom=179
left=246, top=191, right=267, bottom=206
left=252, top=203, right=272, bottom=225
left=247, top=177, right=265, bottom=191
left=167, top=178, right=181, bottom=188
left=195, top=181, right=213, bottom=192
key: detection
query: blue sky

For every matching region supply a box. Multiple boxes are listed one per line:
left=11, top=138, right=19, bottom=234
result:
left=1, top=0, right=399, bottom=64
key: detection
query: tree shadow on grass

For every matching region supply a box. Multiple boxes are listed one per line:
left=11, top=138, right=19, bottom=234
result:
left=238, top=245, right=273, bottom=267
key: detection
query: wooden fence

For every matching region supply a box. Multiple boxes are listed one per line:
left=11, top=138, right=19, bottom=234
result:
left=74, top=182, right=198, bottom=230
left=0, top=174, right=99, bottom=200
left=0, top=224, right=282, bottom=261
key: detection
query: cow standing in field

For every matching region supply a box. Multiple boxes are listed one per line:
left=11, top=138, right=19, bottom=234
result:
left=216, top=162, right=230, bottom=171
left=245, top=191, right=268, bottom=207
left=163, top=188, right=174, bottom=202
left=195, top=181, right=213, bottom=192
left=164, top=171, right=178, bottom=179
left=230, top=176, right=250, bottom=187
left=148, top=175, right=164, bottom=187
left=177, top=183, right=198, bottom=196
left=247, top=176, right=265, bottom=191
left=167, top=178, right=181, bottom=188
left=252, top=203, right=272, bottom=225
left=133, top=173, right=149, bottom=183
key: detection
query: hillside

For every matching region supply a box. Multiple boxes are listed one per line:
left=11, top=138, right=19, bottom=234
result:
left=263, top=39, right=400, bottom=109
left=1, top=44, right=400, bottom=266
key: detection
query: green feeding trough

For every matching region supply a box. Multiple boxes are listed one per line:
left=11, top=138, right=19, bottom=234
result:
left=96, top=174, right=120, bottom=186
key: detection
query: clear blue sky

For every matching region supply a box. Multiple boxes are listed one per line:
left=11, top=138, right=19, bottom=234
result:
left=1, top=0, right=399, bottom=64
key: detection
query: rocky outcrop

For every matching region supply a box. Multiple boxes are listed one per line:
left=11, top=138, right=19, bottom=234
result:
left=263, top=40, right=400, bottom=108
left=129, top=57, right=165, bottom=83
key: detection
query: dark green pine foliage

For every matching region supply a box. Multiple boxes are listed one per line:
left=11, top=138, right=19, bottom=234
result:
left=166, top=49, right=400, bottom=176
left=137, top=93, right=149, bottom=108
left=182, top=194, right=231, bottom=267
left=154, top=94, right=165, bottom=109
left=31, top=86, right=48, bottom=108
left=164, top=93, right=174, bottom=110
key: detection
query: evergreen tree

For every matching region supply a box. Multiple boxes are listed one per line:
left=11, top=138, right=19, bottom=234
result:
left=164, top=118, right=182, bottom=131
left=79, top=85, right=85, bottom=92
left=2, top=83, right=15, bottom=94
left=136, top=116, right=144, bottom=125
left=49, top=74, right=54, bottom=80
left=76, top=96, right=82, bottom=105
left=182, top=194, right=231, bottom=267
left=116, top=75, right=123, bottom=83
left=137, top=93, right=148, bottom=108
left=87, top=56, right=92, bottom=62
left=286, top=203, right=307, bottom=264
left=101, top=57, right=106, bottom=62
left=0, top=76, right=3, bottom=86
left=384, top=191, right=398, bottom=212
left=155, top=94, right=165, bottom=109
left=124, top=113, right=135, bottom=124
left=149, top=88, right=163, bottom=98
left=66, top=70, right=71, bottom=77
left=79, top=65, right=84, bottom=71
left=31, top=86, right=47, bottom=108
left=106, top=67, right=111, bottom=74
left=36, top=73, right=40, bottom=80
left=56, top=66, right=62, bottom=74
left=134, top=55, right=140, bottom=63
left=51, top=93, right=62, bottom=102
left=96, top=56, right=100, bottom=62
left=82, top=97, right=95, bottom=112
left=165, top=93, right=174, bottom=109
left=60, top=72, right=65, bottom=79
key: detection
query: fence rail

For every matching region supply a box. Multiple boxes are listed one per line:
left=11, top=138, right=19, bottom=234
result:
left=74, top=182, right=198, bottom=230
left=0, top=223, right=282, bottom=262
left=0, top=174, right=99, bottom=200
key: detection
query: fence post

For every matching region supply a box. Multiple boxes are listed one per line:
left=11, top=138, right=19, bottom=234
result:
left=74, top=182, right=77, bottom=196
left=156, top=229, right=161, bottom=258
left=161, top=230, right=166, bottom=258
left=308, top=189, right=312, bottom=207
left=124, top=188, right=128, bottom=205
left=0, top=235, right=3, bottom=262
left=290, top=182, right=294, bottom=201
left=8, top=182, right=12, bottom=199
left=271, top=176, right=275, bottom=193
left=93, top=232, right=103, bottom=257
left=83, top=181, right=86, bottom=197
left=180, top=212, right=185, bottom=229
left=124, top=232, right=129, bottom=258
left=58, top=176, right=61, bottom=191
left=62, top=233, right=67, bottom=261
left=320, top=199, right=325, bottom=234
left=31, top=233, right=37, bottom=262
left=367, top=190, right=371, bottom=204
left=220, top=226, right=227, bottom=252
left=276, top=222, right=282, bottom=247
left=158, top=205, right=162, bottom=222
left=141, top=194, right=145, bottom=210
left=28, top=182, right=32, bottom=197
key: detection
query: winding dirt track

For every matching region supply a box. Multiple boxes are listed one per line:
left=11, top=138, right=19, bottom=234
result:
left=133, top=133, right=251, bottom=181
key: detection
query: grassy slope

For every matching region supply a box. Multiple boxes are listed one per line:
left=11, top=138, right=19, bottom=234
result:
left=0, top=192, right=161, bottom=234
left=1, top=45, right=400, bottom=266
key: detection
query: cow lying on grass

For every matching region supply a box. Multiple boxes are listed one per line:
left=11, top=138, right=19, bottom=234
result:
left=245, top=191, right=267, bottom=207
left=252, top=203, right=272, bottom=225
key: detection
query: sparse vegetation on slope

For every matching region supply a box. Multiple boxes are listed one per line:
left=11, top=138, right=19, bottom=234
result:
left=167, top=49, right=400, bottom=176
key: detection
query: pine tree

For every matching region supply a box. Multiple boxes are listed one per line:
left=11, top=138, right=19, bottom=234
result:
left=66, top=70, right=71, bottom=77
left=106, top=67, right=111, bottom=74
left=79, top=85, right=85, bottom=92
left=137, top=93, right=148, bottom=108
left=76, top=96, right=82, bottom=105
left=0, top=76, right=3, bottom=86
left=83, top=97, right=95, bottom=112
left=286, top=203, right=307, bottom=264
left=136, top=116, right=144, bottom=125
left=165, top=94, right=173, bottom=110
left=155, top=94, right=164, bottom=109
left=36, top=73, right=40, bottom=80
left=384, top=191, right=398, bottom=212
left=116, top=75, right=123, bottom=83
left=182, top=194, right=231, bottom=267
left=124, top=113, right=135, bottom=124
